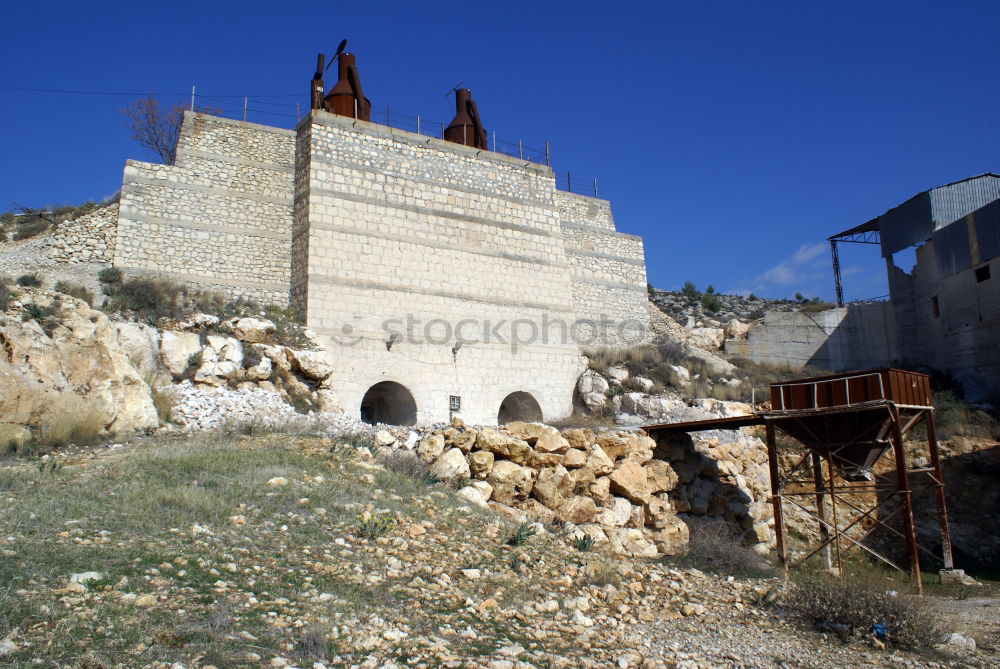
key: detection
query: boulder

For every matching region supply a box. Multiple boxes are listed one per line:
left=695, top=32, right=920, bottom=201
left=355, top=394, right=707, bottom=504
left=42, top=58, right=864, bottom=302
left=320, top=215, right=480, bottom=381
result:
left=528, top=450, right=563, bottom=468
left=557, top=496, right=597, bottom=524
left=1, top=299, right=158, bottom=433
left=416, top=434, right=446, bottom=463
left=586, top=444, right=615, bottom=476
left=430, top=448, right=470, bottom=480
left=724, top=319, right=750, bottom=340
left=576, top=371, right=609, bottom=411
left=476, top=429, right=532, bottom=465
left=606, top=528, right=659, bottom=558
left=205, top=335, right=243, bottom=365
left=160, top=331, right=202, bottom=378
left=597, top=435, right=630, bottom=461
left=649, top=516, right=690, bottom=555
left=562, top=428, right=595, bottom=450
left=488, top=460, right=535, bottom=505
left=606, top=365, right=629, bottom=384
left=229, top=317, right=276, bottom=343
left=688, top=327, right=725, bottom=351
left=468, top=450, right=495, bottom=479
left=532, top=465, right=573, bottom=509
left=113, top=323, right=160, bottom=375
left=469, top=480, right=493, bottom=502
left=562, top=448, right=587, bottom=468
left=290, top=349, right=333, bottom=381
left=595, top=497, right=632, bottom=527
left=588, top=476, right=612, bottom=505
left=245, top=355, right=273, bottom=381
left=456, top=486, right=489, bottom=508
left=516, top=498, right=556, bottom=525
left=609, top=461, right=650, bottom=504
left=448, top=429, right=477, bottom=453
left=645, top=460, right=679, bottom=493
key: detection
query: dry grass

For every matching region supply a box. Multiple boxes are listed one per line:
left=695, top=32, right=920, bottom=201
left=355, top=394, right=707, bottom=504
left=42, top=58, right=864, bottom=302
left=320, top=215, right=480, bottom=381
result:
left=31, top=393, right=106, bottom=452
left=781, top=572, right=943, bottom=648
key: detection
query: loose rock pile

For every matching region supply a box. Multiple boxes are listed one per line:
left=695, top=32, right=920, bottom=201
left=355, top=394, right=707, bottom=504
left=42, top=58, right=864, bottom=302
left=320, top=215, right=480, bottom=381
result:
left=46, top=202, right=118, bottom=264
left=374, top=416, right=774, bottom=558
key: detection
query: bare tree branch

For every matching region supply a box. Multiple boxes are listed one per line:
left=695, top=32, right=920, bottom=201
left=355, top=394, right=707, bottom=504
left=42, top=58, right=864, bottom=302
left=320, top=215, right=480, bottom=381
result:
left=120, top=95, right=220, bottom=164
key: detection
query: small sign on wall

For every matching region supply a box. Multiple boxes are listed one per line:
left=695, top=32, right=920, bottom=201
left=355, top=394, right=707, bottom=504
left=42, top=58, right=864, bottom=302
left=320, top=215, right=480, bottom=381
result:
left=449, top=395, right=461, bottom=411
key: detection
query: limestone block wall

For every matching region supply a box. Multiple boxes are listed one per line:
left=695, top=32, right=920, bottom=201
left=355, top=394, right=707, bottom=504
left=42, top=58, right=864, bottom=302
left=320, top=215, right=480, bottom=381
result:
left=557, top=191, right=650, bottom=346
left=726, top=304, right=900, bottom=371
left=114, top=113, right=295, bottom=304
left=294, top=111, right=587, bottom=424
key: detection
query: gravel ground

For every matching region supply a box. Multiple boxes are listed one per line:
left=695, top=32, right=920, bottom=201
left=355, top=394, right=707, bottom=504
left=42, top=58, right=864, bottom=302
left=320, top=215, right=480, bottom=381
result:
left=0, top=232, right=107, bottom=296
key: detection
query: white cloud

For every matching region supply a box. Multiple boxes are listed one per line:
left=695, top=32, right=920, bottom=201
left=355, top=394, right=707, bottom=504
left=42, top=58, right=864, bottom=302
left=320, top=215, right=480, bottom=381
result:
left=738, top=242, right=830, bottom=297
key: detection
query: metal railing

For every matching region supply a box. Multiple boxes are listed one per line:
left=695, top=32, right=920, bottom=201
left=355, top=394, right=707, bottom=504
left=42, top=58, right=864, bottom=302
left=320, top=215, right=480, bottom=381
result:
left=768, top=371, right=886, bottom=412
left=193, top=92, right=598, bottom=197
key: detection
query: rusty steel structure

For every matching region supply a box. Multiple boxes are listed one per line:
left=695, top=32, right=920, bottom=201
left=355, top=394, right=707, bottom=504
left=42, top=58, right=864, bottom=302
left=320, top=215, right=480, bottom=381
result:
left=310, top=44, right=371, bottom=121
left=645, top=368, right=956, bottom=593
left=444, top=88, right=488, bottom=150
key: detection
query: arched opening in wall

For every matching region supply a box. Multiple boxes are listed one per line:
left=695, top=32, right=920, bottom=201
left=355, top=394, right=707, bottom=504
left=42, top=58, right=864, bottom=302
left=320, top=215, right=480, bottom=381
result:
left=497, top=391, right=543, bottom=425
left=360, top=382, right=417, bottom=426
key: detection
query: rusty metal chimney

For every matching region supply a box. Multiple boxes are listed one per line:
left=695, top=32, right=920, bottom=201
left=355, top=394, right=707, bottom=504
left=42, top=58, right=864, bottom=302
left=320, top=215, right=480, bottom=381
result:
left=444, top=88, right=487, bottom=150
left=323, top=53, right=371, bottom=121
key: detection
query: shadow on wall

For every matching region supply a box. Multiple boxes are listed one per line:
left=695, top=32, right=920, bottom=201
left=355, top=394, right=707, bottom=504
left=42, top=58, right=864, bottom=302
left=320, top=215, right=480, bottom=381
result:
left=652, top=431, right=758, bottom=545
left=805, top=302, right=900, bottom=371
left=868, top=443, right=1000, bottom=573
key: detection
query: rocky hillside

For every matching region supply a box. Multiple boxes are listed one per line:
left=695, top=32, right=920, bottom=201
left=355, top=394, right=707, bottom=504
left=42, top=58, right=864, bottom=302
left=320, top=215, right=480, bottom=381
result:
left=649, top=287, right=834, bottom=328
left=0, top=433, right=989, bottom=667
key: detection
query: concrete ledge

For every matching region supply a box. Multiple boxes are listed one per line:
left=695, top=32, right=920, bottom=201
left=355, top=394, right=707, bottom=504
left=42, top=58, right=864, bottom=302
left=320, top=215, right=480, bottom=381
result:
left=560, top=220, right=643, bottom=241
left=564, top=247, right=646, bottom=266
left=119, top=211, right=291, bottom=241
left=115, top=265, right=288, bottom=294
left=307, top=220, right=567, bottom=269
left=307, top=273, right=576, bottom=313
left=308, top=153, right=554, bottom=208
left=175, top=148, right=295, bottom=174
left=308, top=185, right=559, bottom=239
left=124, top=170, right=293, bottom=207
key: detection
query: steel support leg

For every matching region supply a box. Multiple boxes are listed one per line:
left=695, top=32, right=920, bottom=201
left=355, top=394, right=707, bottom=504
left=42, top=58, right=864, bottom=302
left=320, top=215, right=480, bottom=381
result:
left=889, top=406, right=922, bottom=593
left=925, top=410, right=955, bottom=570
left=766, top=422, right=787, bottom=573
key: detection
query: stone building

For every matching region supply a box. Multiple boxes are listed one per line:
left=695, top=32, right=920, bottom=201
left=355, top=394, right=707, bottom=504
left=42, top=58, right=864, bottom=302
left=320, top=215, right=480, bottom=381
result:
left=112, top=108, right=651, bottom=425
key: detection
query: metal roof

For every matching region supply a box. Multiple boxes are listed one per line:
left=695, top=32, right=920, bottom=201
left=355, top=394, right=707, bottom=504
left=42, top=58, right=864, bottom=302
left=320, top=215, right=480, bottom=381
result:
left=830, top=173, right=1000, bottom=257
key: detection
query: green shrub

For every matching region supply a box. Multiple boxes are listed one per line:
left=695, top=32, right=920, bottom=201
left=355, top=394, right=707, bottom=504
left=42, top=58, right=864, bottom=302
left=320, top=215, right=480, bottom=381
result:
left=799, top=300, right=835, bottom=313
left=504, top=521, right=537, bottom=546
left=97, top=267, right=123, bottom=284
left=53, top=281, right=94, bottom=306
left=700, top=293, right=723, bottom=313
left=354, top=512, right=395, bottom=539
left=16, top=273, right=43, bottom=287
left=21, top=303, right=49, bottom=324
left=681, top=280, right=700, bottom=300
left=0, top=280, right=8, bottom=312
left=781, top=574, right=942, bottom=648
left=572, top=533, right=596, bottom=552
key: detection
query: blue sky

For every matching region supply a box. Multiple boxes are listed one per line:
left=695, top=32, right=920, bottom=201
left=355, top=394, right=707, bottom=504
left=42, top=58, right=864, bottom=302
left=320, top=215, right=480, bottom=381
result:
left=1, top=1, right=997, bottom=301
